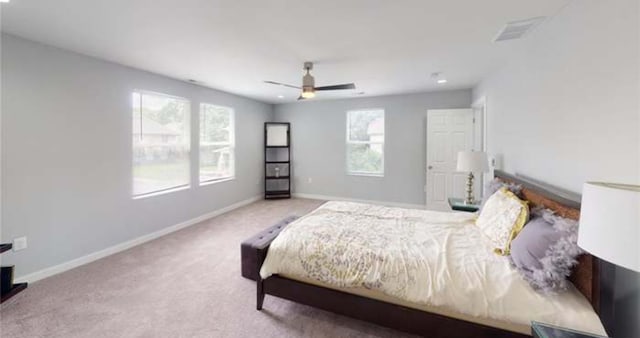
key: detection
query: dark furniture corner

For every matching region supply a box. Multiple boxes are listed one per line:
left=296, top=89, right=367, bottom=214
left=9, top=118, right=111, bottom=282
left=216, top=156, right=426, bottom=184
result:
left=0, top=243, right=28, bottom=304
left=0, top=243, right=13, bottom=254
left=241, top=216, right=298, bottom=281
left=447, top=197, right=480, bottom=212
left=264, top=122, right=291, bottom=199
left=531, top=321, right=607, bottom=338
left=1, top=282, right=27, bottom=303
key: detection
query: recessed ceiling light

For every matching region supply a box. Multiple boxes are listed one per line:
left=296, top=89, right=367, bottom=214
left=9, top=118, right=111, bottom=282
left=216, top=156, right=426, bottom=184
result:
left=277, top=95, right=284, bottom=99
left=431, top=72, right=448, bottom=84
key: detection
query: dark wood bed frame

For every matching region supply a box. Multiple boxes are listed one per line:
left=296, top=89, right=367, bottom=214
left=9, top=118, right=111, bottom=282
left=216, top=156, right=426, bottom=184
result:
left=256, top=170, right=610, bottom=337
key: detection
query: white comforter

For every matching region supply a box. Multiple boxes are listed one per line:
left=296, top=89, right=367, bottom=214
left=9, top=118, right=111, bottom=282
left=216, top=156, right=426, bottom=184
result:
left=260, top=201, right=607, bottom=336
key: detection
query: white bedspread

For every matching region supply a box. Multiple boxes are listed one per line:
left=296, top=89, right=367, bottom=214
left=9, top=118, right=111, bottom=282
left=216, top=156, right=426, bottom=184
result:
left=260, top=201, right=607, bottom=336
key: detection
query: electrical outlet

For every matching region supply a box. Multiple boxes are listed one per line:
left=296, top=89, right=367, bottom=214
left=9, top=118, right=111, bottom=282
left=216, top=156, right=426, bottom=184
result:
left=13, top=237, right=27, bottom=251
left=307, top=178, right=313, bottom=184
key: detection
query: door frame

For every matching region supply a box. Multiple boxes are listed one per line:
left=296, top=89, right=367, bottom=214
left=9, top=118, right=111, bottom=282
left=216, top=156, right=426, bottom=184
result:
left=471, top=96, right=488, bottom=153
left=471, top=96, right=490, bottom=195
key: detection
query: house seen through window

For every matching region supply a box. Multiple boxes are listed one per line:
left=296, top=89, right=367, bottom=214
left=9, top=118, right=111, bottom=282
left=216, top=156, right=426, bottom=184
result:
left=132, top=91, right=191, bottom=197
left=200, top=104, right=235, bottom=183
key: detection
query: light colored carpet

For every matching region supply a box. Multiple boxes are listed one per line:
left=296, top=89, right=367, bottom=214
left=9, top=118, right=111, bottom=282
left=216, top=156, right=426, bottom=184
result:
left=0, top=198, right=418, bottom=338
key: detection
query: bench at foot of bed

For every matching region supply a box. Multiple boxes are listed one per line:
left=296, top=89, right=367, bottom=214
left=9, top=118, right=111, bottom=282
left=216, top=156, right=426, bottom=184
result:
left=240, top=215, right=298, bottom=281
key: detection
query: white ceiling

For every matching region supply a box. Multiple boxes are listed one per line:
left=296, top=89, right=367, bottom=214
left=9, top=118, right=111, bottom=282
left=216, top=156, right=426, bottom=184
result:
left=0, top=0, right=571, bottom=103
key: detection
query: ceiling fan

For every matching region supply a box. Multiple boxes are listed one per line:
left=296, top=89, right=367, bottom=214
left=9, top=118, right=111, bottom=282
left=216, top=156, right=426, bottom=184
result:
left=264, top=62, right=356, bottom=100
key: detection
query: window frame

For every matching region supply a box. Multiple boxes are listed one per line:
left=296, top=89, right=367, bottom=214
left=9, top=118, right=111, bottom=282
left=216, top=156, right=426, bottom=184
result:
left=198, top=103, right=236, bottom=185
left=131, top=90, right=192, bottom=199
left=345, top=109, right=385, bottom=177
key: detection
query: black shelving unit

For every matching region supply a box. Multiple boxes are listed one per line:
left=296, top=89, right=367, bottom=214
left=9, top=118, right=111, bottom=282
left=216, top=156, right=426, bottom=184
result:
left=0, top=244, right=12, bottom=254
left=1, top=243, right=28, bottom=304
left=264, top=122, right=291, bottom=199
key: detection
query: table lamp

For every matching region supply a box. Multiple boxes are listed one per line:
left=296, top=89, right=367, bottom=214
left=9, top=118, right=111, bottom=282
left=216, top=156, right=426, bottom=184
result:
left=456, top=151, right=489, bottom=205
left=578, top=182, right=640, bottom=272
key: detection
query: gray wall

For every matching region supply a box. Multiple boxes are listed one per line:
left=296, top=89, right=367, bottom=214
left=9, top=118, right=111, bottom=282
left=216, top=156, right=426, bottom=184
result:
left=1, top=34, right=272, bottom=278
left=273, top=90, right=472, bottom=206
left=473, top=0, right=639, bottom=193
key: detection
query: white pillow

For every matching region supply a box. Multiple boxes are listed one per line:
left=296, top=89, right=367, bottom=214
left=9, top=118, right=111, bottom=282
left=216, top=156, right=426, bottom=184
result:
left=476, top=187, right=529, bottom=255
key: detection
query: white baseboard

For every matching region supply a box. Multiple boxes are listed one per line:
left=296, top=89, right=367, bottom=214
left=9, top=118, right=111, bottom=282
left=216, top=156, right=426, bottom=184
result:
left=293, top=193, right=425, bottom=210
left=16, top=195, right=262, bottom=284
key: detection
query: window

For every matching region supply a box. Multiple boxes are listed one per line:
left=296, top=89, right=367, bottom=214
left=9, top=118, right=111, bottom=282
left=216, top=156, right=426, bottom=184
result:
left=200, top=104, right=235, bottom=184
left=132, top=91, right=190, bottom=197
left=346, top=109, right=384, bottom=176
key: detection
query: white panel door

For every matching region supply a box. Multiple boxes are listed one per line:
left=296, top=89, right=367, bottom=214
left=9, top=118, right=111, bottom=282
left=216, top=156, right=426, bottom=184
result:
left=426, top=109, right=474, bottom=211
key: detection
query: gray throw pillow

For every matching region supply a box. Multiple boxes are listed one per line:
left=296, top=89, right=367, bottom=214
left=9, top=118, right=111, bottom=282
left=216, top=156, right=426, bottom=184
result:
left=509, top=208, right=584, bottom=292
left=510, top=217, right=563, bottom=271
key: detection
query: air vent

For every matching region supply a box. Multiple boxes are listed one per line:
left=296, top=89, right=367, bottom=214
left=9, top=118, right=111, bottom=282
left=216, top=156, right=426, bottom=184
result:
left=493, top=17, right=546, bottom=42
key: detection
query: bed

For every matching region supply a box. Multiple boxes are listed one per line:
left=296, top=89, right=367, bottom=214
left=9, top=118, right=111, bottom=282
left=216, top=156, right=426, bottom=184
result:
left=255, top=171, right=610, bottom=337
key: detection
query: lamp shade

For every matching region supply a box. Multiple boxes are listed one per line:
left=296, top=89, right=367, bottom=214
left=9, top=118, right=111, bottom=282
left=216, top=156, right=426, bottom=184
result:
left=578, top=182, right=640, bottom=272
left=456, top=151, right=489, bottom=172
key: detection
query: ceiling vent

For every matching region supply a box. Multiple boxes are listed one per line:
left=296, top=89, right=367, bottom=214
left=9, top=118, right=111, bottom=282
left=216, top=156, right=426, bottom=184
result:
left=493, top=17, right=546, bottom=42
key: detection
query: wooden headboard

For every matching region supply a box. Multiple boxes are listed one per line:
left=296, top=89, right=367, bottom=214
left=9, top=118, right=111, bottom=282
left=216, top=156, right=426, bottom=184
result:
left=494, top=170, right=600, bottom=314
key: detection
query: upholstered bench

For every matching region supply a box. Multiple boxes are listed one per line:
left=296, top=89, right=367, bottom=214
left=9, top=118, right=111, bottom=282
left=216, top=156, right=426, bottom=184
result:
left=240, top=215, right=298, bottom=281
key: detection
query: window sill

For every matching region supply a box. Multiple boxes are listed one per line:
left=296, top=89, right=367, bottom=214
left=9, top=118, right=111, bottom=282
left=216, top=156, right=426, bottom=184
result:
left=132, top=185, right=190, bottom=200
left=346, top=172, right=384, bottom=178
left=199, top=177, right=235, bottom=186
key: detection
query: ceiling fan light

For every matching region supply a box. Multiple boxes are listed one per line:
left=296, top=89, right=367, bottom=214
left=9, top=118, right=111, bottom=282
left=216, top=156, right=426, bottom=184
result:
left=301, top=86, right=315, bottom=99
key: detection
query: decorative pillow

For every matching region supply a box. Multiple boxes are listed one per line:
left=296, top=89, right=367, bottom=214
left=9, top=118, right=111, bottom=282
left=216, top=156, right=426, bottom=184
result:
left=476, top=187, right=529, bottom=255
left=480, top=178, right=523, bottom=211
left=510, top=216, right=563, bottom=271
left=509, top=208, right=584, bottom=292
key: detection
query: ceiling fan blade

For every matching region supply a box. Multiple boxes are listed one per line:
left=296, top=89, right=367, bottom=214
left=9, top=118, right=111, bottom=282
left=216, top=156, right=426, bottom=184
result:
left=264, top=80, right=301, bottom=89
left=315, top=83, right=356, bottom=91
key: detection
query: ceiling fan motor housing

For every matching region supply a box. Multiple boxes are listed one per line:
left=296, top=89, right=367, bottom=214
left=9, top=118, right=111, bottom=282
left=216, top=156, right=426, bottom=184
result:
left=302, top=73, right=315, bottom=89
left=303, top=62, right=315, bottom=89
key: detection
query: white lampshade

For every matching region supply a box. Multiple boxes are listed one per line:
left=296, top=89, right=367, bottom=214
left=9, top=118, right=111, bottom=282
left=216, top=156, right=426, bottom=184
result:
left=456, top=151, right=489, bottom=173
left=578, top=182, right=640, bottom=272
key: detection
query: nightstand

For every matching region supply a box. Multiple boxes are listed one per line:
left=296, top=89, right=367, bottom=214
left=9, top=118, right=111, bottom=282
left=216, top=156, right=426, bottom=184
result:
left=447, top=197, right=480, bottom=212
left=531, top=321, right=607, bottom=338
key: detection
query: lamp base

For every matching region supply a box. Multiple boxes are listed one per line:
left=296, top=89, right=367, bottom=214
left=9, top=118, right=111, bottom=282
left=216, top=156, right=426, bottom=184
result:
left=464, top=172, right=475, bottom=205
